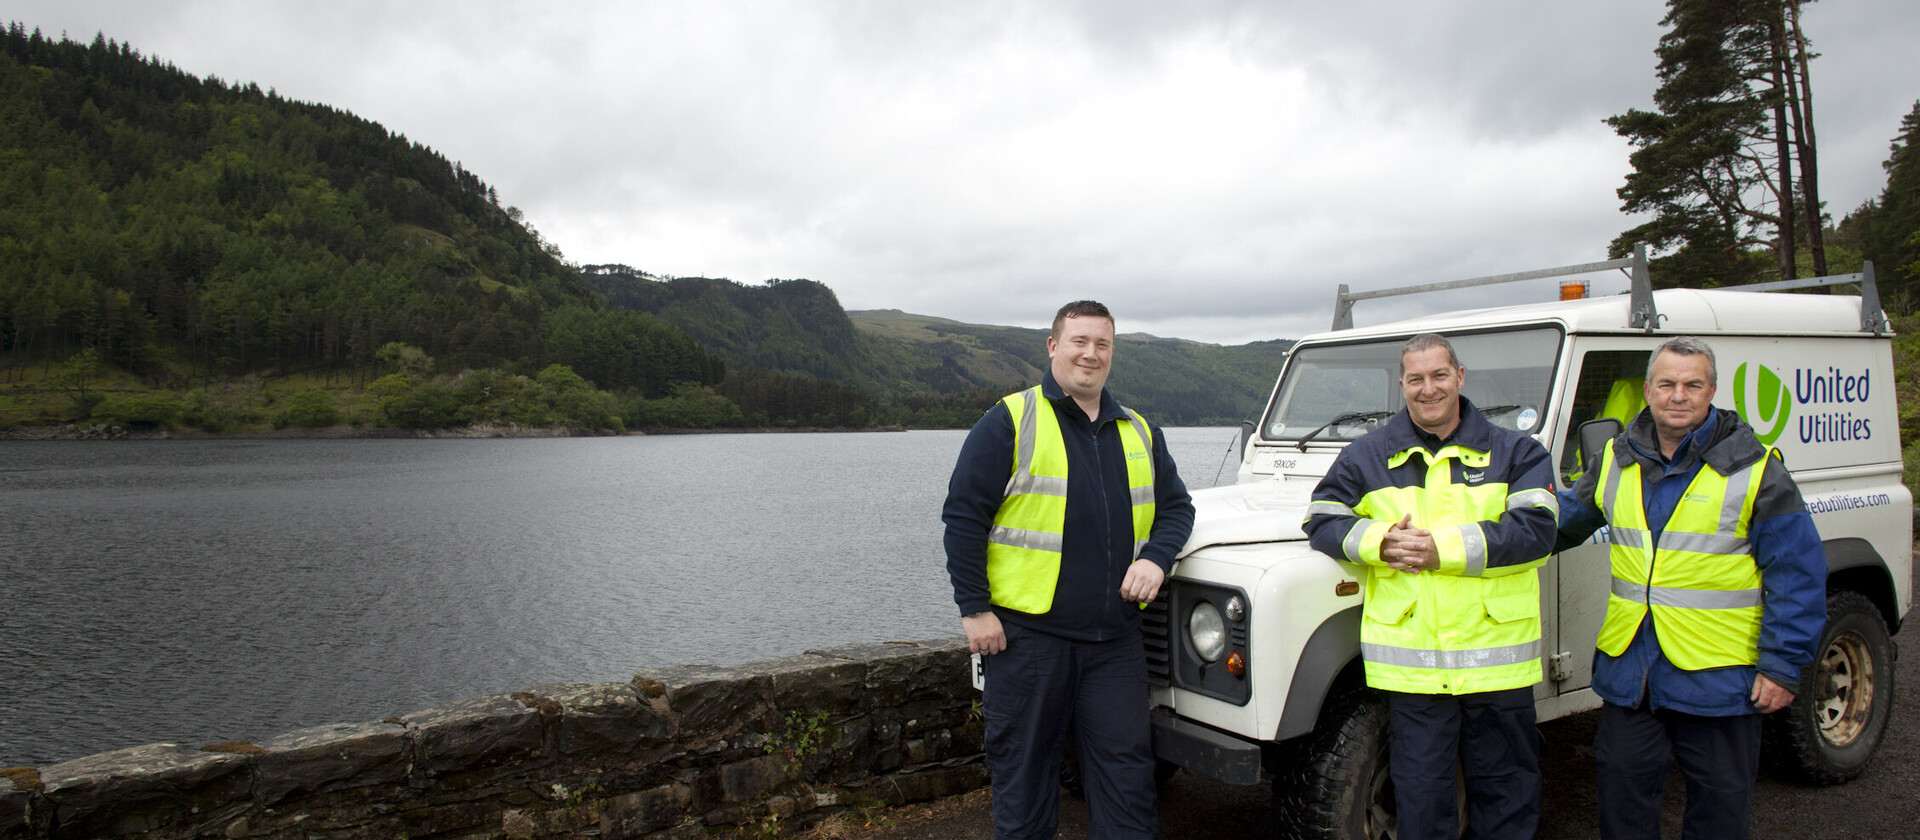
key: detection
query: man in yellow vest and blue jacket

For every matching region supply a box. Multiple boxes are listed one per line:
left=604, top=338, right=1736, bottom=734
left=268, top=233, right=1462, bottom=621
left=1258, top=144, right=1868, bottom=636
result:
left=944, top=300, right=1195, bottom=839
left=1303, top=333, right=1559, bottom=840
left=1557, top=336, right=1825, bottom=840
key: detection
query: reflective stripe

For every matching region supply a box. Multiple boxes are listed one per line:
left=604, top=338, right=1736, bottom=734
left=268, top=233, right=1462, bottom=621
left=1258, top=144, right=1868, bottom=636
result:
left=1342, top=520, right=1370, bottom=563
left=1133, top=538, right=1149, bottom=557
left=1719, top=463, right=1755, bottom=534
left=1007, top=474, right=1068, bottom=498
left=1309, top=500, right=1357, bottom=519
left=1004, top=389, right=1042, bottom=498
left=1362, top=639, right=1541, bottom=670
left=1601, top=447, right=1624, bottom=517
left=1459, top=522, right=1488, bottom=577
left=1657, top=531, right=1750, bottom=556
left=1130, top=485, right=1155, bottom=506
left=1610, top=526, right=1651, bottom=551
left=1611, top=576, right=1763, bottom=610
left=1507, top=487, right=1559, bottom=516
left=989, top=524, right=1063, bottom=553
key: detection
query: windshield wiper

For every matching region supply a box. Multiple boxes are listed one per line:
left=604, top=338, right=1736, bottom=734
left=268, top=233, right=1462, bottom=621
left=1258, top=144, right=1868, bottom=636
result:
left=1478, top=404, right=1521, bottom=417
left=1296, top=410, right=1394, bottom=452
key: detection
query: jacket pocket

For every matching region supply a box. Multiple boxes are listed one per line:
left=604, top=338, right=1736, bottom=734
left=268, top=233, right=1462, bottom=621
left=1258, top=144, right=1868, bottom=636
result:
left=1365, top=597, right=1417, bottom=626
left=1483, top=593, right=1537, bottom=624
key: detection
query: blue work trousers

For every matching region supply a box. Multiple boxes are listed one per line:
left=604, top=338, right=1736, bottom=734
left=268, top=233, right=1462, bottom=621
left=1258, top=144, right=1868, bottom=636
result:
left=1595, top=700, right=1761, bottom=840
left=1386, top=687, right=1541, bottom=840
left=982, top=622, right=1157, bottom=840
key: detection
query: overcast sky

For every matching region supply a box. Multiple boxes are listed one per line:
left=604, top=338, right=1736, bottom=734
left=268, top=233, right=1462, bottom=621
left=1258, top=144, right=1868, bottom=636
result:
left=12, top=1, right=1920, bottom=344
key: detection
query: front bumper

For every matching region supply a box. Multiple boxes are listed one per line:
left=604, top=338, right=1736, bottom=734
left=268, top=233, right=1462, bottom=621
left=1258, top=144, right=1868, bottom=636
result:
left=1150, top=707, right=1262, bottom=785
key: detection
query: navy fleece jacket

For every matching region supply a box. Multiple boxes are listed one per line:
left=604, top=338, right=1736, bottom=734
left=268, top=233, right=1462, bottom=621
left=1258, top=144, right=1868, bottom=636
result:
left=943, top=371, right=1195, bottom=642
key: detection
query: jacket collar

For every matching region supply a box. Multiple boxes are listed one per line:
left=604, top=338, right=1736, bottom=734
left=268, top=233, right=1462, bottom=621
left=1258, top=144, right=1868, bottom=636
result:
left=1621, top=405, right=1765, bottom=475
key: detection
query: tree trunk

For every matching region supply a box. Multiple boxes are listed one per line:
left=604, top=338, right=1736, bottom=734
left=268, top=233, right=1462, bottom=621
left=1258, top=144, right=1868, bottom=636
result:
left=1771, top=14, right=1796, bottom=281
left=1787, top=0, right=1828, bottom=275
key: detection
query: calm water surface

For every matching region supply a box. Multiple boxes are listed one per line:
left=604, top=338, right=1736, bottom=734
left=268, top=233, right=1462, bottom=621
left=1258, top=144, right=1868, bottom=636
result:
left=0, top=427, right=1240, bottom=766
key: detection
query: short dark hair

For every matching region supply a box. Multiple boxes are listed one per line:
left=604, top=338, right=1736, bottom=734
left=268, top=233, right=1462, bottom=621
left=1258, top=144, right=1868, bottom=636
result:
left=1051, top=300, right=1114, bottom=339
left=1399, top=333, right=1462, bottom=378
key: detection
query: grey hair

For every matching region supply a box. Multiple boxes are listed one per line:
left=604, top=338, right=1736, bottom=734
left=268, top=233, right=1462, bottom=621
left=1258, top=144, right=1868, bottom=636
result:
left=1647, top=336, right=1717, bottom=385
left=1399, top=333, right=1462, bottom=378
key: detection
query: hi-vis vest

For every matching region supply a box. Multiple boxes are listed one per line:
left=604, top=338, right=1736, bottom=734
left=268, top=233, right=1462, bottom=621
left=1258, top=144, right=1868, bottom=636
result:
left=1332, top=440, right=1554, bottom=695
left=985, top=387, right=1156, bottom=615
left=1593, top=442, right=1770, bottom=670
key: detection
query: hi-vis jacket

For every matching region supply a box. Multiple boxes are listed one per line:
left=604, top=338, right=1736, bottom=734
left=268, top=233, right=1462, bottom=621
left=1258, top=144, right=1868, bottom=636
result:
left=1304, top=398, right=1559, bottom=695
left=1557, top=407, right=1826, bottom=715
left=943, top=371, right=1195, bottom=642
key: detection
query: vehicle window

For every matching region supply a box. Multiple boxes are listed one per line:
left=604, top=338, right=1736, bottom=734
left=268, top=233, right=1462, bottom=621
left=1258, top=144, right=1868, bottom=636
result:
left=1262, top=328, right=1563, bottom=442
left=1557, top=349, right=1652, bottom=484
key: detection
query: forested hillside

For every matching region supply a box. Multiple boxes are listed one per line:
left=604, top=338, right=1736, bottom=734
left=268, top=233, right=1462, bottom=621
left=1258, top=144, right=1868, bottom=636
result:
left=0, top=24, right=1289, bottom=433
left=0, top=26, right=721, bottom=402
left=586, top=266, right=1294, bottom=425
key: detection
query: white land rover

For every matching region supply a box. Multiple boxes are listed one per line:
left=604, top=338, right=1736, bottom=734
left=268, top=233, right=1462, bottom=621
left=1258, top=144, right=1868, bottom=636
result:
left=1146, top=247, right=1913, bottom=839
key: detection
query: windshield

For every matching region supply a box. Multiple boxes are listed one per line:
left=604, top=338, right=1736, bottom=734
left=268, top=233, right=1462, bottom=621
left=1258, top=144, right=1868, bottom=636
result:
left=1260, top=327, right=1563, bottom=442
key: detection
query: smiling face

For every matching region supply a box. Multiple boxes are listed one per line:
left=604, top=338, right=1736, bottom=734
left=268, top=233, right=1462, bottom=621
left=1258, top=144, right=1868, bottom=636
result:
left=1644, top=348, right=1717, bottom=449
left=1400, top=345, right=1464, bottom=438
left=1047, top=313, right=1114, bottom=406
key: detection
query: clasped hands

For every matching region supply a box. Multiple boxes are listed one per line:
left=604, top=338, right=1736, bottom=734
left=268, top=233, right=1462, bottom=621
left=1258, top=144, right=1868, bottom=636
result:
left=1382, top=514, right=1440, bottom=573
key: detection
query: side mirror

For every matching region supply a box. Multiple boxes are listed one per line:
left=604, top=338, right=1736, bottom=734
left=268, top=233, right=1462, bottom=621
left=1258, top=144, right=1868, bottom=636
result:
left=1577, top=418, right=1623, bottom=474
left=1238, top=419, right=1255, bottom=461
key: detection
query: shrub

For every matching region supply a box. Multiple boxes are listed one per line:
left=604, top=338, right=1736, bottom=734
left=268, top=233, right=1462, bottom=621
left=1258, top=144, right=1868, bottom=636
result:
left=271, top=391, right=341, bottom=428
left=91, top=392, right=185, bottom=428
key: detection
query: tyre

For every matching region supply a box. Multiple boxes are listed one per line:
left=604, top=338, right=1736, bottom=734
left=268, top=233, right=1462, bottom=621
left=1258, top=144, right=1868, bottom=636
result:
left=1762, top=589, right=1896, bottom=785
left=1271, top=689, right=1396, bottom=840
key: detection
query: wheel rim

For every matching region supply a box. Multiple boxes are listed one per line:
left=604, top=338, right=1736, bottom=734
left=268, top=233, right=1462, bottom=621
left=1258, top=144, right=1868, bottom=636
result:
left=1364, top=741, right=1396, bottom=840
left=1813, top=630, right=1876, bottom=748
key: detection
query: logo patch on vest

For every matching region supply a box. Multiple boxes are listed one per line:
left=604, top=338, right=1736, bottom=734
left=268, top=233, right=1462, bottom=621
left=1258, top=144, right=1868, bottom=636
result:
left=1463, top=470, right=1486, bottom=484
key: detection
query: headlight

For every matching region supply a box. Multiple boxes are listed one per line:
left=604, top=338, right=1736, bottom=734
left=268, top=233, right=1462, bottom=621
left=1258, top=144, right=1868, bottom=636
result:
left=1189, top=600, right=1226, bottom=663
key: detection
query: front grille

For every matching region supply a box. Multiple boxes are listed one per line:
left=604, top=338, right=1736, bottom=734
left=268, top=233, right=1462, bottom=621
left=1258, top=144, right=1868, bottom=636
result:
left=1143, top=591, right=1171, bottom=686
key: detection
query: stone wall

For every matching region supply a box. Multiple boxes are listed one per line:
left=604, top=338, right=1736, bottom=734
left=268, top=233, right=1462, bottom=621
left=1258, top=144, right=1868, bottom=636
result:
left=0, top=638, right=985, bottom=839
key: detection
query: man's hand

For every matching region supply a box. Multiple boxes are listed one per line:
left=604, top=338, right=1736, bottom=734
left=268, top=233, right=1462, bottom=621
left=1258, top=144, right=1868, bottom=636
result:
left=1119, top=558, right=1166, bottom=604
left=1381, top=513, right=1439, bottom=572
left=963, top=611, right=1006, bottom=655
left=1751, top=673, right=1796, bottom=713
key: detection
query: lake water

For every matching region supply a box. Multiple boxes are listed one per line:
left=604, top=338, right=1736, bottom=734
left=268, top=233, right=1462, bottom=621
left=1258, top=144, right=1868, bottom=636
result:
left=0, top=426, right=1242, bottom=767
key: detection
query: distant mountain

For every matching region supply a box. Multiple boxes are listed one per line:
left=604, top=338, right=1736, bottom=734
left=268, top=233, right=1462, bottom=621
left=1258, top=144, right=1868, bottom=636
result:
left=585, top=266, right=1293, bottom=425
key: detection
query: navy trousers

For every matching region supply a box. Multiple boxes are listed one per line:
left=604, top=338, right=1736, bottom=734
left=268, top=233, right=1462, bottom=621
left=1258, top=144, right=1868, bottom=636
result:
left=982, top=622, right=1157, bottom=840
left=1595, top=701, right=1761, bottom=840
left=1386, top=687, right=1541, bottom=840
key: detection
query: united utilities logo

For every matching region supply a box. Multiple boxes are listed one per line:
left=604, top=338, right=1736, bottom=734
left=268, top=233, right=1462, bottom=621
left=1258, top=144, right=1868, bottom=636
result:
left=1732, top=362, right=1790, bottom=446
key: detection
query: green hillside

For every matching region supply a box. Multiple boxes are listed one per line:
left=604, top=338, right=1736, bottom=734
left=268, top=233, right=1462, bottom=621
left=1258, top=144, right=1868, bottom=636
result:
left=0, top=24, right=1289, bottom=433
left=0, top=25, right=722, bottom=431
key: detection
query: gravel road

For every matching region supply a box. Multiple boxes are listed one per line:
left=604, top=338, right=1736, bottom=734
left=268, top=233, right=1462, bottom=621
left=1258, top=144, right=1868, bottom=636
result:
left=858, top=563, right=1917, bottom=839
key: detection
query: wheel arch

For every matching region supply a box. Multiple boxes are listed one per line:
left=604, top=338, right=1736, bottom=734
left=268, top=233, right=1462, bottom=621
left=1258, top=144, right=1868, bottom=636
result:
left=1823, top=537, right=1902, bottom=633
left=1273, top=605, right=1365, bottom=742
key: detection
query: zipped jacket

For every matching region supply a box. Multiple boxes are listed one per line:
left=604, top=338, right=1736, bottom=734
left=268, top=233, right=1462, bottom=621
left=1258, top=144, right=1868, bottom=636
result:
left=1557, top=407, right=1826, bottom=715
left=1304, top=398, right=1559, bottom=694
left=944, top=371, right=1195, bottom=642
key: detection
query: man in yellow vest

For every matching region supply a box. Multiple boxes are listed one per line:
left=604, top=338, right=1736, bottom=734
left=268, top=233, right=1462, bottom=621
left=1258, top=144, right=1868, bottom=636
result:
left=1303, top=333, right=1558, bottom=840
left=944, top=300, right=1195, bottom=839
left=1557, top=336, right=1825, bottom=839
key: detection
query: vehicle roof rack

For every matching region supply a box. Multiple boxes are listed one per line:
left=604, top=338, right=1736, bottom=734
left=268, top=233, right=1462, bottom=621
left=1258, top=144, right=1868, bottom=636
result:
left=1331, top=243, right=1888, bottom=335
left=1332, top=243, right=1650, bottom=331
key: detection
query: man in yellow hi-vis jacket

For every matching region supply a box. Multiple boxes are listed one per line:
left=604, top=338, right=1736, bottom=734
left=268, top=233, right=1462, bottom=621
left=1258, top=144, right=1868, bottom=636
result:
left=1557, top=336, right=1825, bottom=840
left=1303, top=333, right=1559, bottom=840
left=944, top=300, right=1195, bottom=839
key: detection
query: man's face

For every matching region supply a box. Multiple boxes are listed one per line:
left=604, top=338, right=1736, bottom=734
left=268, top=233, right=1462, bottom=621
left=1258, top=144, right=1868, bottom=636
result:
left=1644, top=350, right=1716, bottom=440
left=1047, top=314, right=1115, bottom=402
left=1400, top=346, right=1464, bottom=435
